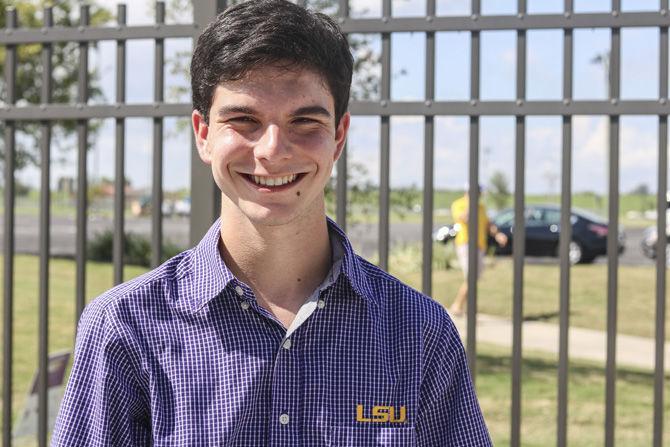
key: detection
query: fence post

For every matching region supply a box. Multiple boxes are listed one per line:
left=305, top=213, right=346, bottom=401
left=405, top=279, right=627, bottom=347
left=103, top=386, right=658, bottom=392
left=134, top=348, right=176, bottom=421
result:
left=190, top=1, right=225, bottom=245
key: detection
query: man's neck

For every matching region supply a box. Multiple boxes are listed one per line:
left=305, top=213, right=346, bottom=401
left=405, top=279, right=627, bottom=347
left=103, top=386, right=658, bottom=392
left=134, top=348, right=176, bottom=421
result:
left=218, top=202, right=332, bottom=328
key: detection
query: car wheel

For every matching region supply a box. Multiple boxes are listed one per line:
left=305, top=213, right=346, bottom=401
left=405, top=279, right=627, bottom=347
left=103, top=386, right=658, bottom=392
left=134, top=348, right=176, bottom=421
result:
left=569, top=241, right=583, bottom=265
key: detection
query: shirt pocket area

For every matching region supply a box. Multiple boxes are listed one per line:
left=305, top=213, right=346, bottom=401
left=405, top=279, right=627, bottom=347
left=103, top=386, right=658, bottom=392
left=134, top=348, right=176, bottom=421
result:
left=329, top=426, right=417, bottom=447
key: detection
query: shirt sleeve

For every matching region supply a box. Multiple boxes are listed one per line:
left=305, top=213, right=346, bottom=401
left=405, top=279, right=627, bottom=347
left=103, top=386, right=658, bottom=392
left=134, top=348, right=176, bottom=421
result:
left=52, top=301, right=152, bottom=446
left=416, top=314, right=493, bottom=446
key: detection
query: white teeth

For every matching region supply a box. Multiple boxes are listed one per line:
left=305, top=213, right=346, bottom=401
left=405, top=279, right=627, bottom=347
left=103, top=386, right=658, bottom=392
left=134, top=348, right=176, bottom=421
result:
left=250, top=174, right=298, bottom=187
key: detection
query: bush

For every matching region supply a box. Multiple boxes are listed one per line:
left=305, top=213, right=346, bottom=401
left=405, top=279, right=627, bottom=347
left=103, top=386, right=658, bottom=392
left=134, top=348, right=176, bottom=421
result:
left=87, top=230, right=184, bottom=267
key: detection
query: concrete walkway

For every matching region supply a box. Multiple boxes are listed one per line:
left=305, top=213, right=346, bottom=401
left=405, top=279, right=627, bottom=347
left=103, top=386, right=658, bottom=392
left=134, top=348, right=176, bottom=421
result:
left=451, top=313, right=670, bottom=371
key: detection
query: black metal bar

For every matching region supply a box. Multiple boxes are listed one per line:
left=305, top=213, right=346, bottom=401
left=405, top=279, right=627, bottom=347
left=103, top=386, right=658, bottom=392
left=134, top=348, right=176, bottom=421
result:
left=605, top=1, right=621, bottom=442
left=1, top=100, right=670, bottom=121
left=335, top=0, right=348, bottom=231
left=152, top=2, right=165, bottom=268
left=76, top=5, right=90, bottom=325
left=336, top=12, right=670, bottom=33
left=114, top=5, right=126, bottom=286
left=378, top=0, right=391, bottom=271
left=422, top=0, right=436, bottom=296
left=349, top=100, right=670, bottom=116
left=336, top=144, right=347, bottom=231
left=557, top=3, right=573, bottom=447
left=466, top=0, right=481, bottom=379
left=338, top=0, right=349, bottom=17
left=38, top=8, right=53, bottom=445
left=653, top=2, right=668, bottom=445
left=190, top=1, right=222, bottom=245
left=0, top=23, right=199, bottom=44
left=511, top=3, right=527, bottom=446
left=3, top=8, right=17, bottom=446
left=0, top=12, right=664, bottom=46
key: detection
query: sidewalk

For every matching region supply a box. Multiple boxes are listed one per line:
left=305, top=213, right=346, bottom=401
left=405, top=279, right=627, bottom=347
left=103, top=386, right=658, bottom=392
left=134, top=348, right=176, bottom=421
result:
left=451, top=313, right=670, bottom=371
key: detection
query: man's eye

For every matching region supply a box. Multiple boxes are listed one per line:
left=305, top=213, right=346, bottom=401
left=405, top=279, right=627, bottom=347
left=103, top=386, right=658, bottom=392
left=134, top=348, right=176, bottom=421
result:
left=293, top=117, right=318, bottom=124
left=229, top=116, right=256, bottom=124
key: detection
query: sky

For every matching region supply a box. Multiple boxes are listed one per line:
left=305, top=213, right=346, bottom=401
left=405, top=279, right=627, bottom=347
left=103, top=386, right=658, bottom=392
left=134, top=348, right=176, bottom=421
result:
left=15, top=0, right=669, bottom=196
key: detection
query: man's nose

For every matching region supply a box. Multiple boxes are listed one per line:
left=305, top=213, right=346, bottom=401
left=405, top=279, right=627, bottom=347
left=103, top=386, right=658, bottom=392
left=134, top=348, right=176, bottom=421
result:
left=254, top=124, right=292, bottom=162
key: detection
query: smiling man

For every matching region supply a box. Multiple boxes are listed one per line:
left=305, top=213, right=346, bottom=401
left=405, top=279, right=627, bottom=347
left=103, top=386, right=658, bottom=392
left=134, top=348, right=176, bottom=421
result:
left=53, top=1, right=492, bottom=445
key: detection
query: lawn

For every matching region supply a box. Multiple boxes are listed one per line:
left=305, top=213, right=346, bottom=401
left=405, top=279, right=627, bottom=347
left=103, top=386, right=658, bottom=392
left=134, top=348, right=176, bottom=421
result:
left=392, top=250, right=668, bottom=340
left=0, top=254, right=667, bottom=445
left=477, top=343, right=670, bottom=446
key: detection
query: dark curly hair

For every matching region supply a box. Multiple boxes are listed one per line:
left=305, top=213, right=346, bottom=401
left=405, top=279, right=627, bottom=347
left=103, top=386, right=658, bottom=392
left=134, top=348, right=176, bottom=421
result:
left=191, top=0, right=353, bottom=126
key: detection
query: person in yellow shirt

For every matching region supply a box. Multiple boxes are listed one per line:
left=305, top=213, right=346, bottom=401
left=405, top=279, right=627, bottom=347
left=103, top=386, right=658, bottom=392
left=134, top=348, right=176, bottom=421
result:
left=449, top=185, right=508, bottom=317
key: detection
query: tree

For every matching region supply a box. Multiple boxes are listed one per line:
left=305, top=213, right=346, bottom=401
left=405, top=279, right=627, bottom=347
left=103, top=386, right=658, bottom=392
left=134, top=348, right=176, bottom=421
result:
left=0, top=1, right=111, bottom=170
left=629, top=183, right=650, bottom=196
left=488, top=170, right=511, bottom=210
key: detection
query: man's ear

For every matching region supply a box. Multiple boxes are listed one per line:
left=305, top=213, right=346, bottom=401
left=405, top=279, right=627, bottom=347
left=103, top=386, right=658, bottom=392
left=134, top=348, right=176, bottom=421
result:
left=333, top=112, right=350, bottom=162
left=192, top=110, right=211, bottom=164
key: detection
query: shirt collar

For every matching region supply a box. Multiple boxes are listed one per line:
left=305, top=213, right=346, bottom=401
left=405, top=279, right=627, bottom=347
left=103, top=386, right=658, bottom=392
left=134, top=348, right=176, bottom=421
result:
left=188, top=217, right=378, bottom=313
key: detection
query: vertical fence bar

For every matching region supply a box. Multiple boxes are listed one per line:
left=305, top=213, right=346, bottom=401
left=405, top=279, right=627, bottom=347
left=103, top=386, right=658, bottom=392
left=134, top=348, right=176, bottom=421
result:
left=653, top=2, right=668, bottom=445
left=38, top=8, right=53, bottom=445
left=2, top=8, right=17, bottom=446
left=557, top=2, right=573, bottom=446
left=152, top=2, right=165, bottom=268
left=76, top=5, right=90, bottom=324
left=510, top=2, right=527, bottom=446
left=190, top=1, right=221, bottom=245
left=336, top=0, right=349, bottom=231
left=466, top=0, right=481, bottom=377
left=422, top=0, right=436, bottom=296
left=114, top=5, right=127, bottom=285
left=604, top=1, right=621, bottom=444
left=378, top=0, right=391, bottom=271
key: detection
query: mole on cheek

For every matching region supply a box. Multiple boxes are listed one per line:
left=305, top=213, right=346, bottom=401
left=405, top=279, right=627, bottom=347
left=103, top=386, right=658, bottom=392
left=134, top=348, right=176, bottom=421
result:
left=296, top=191, right=301, bottom=196
left=297, top=278, right=302, bottom=282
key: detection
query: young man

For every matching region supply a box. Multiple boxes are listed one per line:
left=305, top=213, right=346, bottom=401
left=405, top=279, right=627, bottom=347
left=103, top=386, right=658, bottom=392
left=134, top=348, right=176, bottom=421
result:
left=53, top=1, right=492, bottom=445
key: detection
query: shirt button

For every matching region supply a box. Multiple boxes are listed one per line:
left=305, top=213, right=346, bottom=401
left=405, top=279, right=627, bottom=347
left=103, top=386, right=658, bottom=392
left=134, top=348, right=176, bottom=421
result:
left=234, top=285, right=244, bottom=296
left=279, top=413, right=290, bottom=425
left=282, top=338, right=292, bottom=350
left=240, top=301, right=250, bottom=310
left=317, top=299, right=326, bottom=309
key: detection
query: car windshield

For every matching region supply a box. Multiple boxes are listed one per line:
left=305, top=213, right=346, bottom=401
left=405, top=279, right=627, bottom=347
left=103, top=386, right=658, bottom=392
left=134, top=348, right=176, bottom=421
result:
left=493, top=209, right=514, bottom=226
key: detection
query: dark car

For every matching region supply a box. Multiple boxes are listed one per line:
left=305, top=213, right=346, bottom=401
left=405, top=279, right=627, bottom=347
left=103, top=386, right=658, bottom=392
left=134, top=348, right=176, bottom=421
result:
left=434, top=205, right=625, bottom=264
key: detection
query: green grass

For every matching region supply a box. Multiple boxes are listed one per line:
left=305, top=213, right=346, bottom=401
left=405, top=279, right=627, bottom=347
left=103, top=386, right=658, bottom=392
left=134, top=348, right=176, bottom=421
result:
left=0, top=255, right=149, bottom=433
left=393, top=254, right=668, bottom=340
left=477, top=343, right=670, bottom=446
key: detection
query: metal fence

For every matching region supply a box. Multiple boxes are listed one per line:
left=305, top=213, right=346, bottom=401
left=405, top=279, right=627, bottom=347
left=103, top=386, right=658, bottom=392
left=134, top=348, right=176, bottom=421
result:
left=0, top=0, right=668, bottom=446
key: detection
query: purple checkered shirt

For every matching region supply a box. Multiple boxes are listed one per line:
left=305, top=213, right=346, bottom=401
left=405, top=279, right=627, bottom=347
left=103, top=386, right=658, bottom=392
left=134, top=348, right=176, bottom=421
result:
left=53, top=218, right=492, bottom=446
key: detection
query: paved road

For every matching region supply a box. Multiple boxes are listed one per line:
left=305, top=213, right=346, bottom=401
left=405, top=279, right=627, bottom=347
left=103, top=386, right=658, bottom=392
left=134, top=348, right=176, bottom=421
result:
left=0, top=216, right=656, bottom=266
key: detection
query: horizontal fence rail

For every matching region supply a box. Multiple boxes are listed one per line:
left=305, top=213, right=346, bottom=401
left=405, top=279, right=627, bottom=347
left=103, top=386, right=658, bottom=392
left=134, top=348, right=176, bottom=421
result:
left=0, top=1, right=667, bottom=446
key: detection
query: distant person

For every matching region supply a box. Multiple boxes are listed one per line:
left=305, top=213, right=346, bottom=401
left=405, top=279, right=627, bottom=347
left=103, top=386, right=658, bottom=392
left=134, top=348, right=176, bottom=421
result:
left=449, top=185, right=508, bottom=317
left=53, top=1, right=493, bottom=445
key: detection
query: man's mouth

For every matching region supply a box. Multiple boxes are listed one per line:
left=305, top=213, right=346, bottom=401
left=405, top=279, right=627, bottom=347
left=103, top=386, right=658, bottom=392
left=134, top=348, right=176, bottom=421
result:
left=242, top=173, right=304, bottom=189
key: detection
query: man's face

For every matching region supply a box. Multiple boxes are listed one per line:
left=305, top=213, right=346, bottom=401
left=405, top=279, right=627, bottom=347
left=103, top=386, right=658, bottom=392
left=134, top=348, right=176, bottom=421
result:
left=192, top=66, right=350, bottom=227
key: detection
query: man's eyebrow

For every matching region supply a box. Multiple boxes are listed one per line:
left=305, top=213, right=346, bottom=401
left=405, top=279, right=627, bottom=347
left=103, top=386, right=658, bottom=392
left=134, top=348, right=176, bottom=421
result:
left=216, top=105, right=257, bottom=116
left=290, top=106, right=332, bottom=118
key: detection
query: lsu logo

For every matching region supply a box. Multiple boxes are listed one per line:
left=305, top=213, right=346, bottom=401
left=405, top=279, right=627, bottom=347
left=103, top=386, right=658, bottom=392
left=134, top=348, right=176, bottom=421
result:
left=356, top=404, right=406, bottom=423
